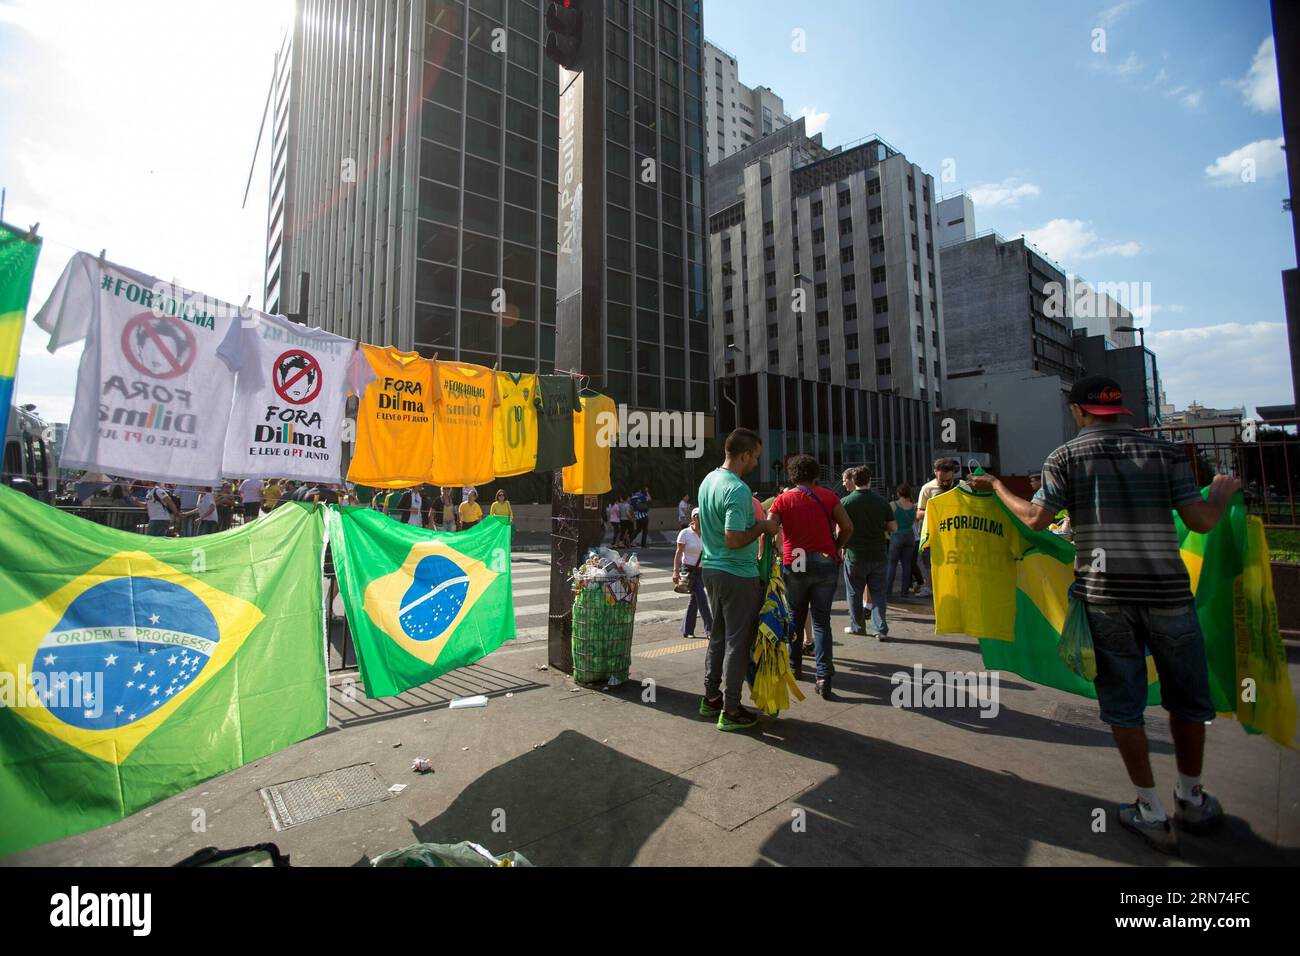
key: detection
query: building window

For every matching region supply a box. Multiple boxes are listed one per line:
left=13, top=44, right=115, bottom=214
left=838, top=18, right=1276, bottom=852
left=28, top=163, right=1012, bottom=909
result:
left=847, top=363, right=859, bottom=379
left=769, top=350, right=779, bottom=366
left=816, top=310, right=829, bottom=328
left=815, top=282, right=827, bottom=298
left=767, top=297, right=777, bottom=312
left=768, top=322, right=779, bottom=338
left=766, top=271, right=776, bottom=287
left=844, top=303, right=857, bottom=322
left=871, top=265, right=887, bottom=284
left=765, top=246, right=775, bottom=261
left=875, top=326, right=890, bottom=344
left=840, top=246, right=854, bottom=264
left=913, top=264, right=921, bottom=282
left=839, top=219, right=853, bottom=237
left=811, top=200, right=823, bottom=216
left=928, top=271, right=935, bottom=289
left=907, top=175, right=915, bottom=192
left=873, top=296, right=888, bottom=315
left=916, top=325, right=924, bottom=343
left=763, top=221, right=774, bottom=236
left=838, top=190, right=851, bottom=207
left=914, top=294, right=922, bottom=313
left=814, top=254, right=826, bottom=271
left=842, top=275, right=855, bottom=292
left=870, top=236, right=884, bottom=254
left=868, top=178, right=880, bottom=196
left=877, top=358, right=891, bottom=376
left=868, top=208, right=882, bottom=225
left=846, top=333, right=858, bottom=349
left=813, top=227, right=824, bottom=244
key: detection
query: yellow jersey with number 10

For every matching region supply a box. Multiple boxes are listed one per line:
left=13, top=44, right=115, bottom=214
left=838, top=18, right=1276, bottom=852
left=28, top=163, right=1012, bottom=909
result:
left=493, top=371, right=539, bottom=477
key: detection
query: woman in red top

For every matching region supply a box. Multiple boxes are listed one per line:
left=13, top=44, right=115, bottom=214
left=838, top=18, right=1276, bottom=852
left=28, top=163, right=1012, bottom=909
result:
left=769, top=454, right=854, bottom=698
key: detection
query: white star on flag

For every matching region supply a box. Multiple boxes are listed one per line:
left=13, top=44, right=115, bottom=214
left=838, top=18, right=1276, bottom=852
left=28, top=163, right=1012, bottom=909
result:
left=84, top=692, right=94, bottom=704
left=42, top=653, right=56, bottom=665
left=129, top=713, right=137, bottom=720
left=133, top=662, right=144, bottom=673
left=126, top=680, right=135, bottom=688
left=152, top=700, right=161, bottom=708
left=104, top=654, right=118, bottom=666
left=114, top=705, right=124, bottom=715
left=165, top=686, right=176, bottom=697
left=148, top=670, right=156, bottom=678
left=149, top=613, right=160, bottom=625
left=149, top=685, right=159, bottom=696
left=149, top=648, right=158, bottom=655
left=168, top=655, right=178, bottom=666
left=83, top=710, right=95, bottom=719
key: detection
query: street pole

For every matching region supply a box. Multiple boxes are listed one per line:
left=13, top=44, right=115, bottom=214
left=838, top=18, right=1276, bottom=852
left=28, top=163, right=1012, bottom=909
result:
left=546, top=1, right=606, bottom=674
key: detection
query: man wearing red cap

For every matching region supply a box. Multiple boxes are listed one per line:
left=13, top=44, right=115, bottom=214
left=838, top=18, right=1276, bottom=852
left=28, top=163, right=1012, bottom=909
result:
left=968, top=375, right=1241, bottom=856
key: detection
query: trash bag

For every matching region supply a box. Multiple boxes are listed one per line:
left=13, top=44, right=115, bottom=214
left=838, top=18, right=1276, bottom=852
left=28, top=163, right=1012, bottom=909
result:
left=371, top=841, right=533, bottom=867
left=174, top=843, right=292, bottom=867
left=1057, top=584, right=1096, bottom=681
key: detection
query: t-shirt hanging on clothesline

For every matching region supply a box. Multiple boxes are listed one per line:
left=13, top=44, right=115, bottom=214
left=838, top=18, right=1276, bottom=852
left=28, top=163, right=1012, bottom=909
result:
left=532, top=374, right=581, bottom=472
left=493, top=370, right=538, bottom=477
left=346, top=344, right=434, bottom=489
left=562, top=392, right=614, bottom=495
left=221, top=312, right=361, bottom=483
left=33, top=252, right=245, bottom=486
left=430, top=360, right=499, bottom=487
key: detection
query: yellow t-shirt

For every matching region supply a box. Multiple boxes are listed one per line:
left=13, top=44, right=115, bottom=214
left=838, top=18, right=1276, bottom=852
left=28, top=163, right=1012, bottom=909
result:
left=920, top=486, right=1031, bottom=642
left=493, top=371, right=539, bottom=477
left=348, top=345, right=437, bottom=488
left=489, top=500, right=513, bottom=518
left=561, top=393, right=614, bottom=495
left=431, top=361, right=499, bottom=486
left=458, top=500, right=483, bottom=525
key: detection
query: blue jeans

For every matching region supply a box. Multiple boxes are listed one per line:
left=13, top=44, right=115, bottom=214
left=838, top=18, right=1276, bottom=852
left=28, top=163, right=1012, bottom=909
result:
left=884, top=530, right=917, bottom=600
left=682, top=570, right=713, bottom=636
left=1085, top=601, right=1216, bottom=728
left=147, top=519, right=170, bottom=536
left=784, top=554, right=839, bottom=679
left=844, top=553, right=889, bottom=635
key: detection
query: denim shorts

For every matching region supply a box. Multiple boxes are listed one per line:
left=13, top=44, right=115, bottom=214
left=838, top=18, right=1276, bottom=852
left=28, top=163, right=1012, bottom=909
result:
left=1084, top=601, right=1216, bottom=728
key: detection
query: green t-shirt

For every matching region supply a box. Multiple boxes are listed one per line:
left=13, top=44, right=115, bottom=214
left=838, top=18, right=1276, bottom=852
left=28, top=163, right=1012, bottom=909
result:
left=892, top=502, right=916, bottom=534
left=842, top=489, right=893, bottom=562
left=698, top=467, right=759, bottom=578
left=532, top=374, right=582, bottom=472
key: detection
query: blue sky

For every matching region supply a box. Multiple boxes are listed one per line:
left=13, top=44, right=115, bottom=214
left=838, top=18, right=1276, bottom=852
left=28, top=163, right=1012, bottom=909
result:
left=706, top=0, right=1292, bottom=413
left=0, top=0, right=1291, bottom=422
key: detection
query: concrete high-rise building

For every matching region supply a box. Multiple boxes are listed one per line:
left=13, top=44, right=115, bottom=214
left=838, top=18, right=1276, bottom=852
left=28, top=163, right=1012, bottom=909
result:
left=702, top=40, right=792, bottom=165
left=707, top=122, right=946, bottom=404
left=939, top=232, right=1076, bottom=385
left=935, top=193, right=975, bottom=247
left=265, top=0, right=711, bottom=415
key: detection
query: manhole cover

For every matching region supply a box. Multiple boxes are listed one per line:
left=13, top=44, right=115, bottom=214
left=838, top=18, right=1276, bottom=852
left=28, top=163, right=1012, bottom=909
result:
left=1049, top=703, right=1172, bottom=743
left=258, top=763, right=391, bottom=831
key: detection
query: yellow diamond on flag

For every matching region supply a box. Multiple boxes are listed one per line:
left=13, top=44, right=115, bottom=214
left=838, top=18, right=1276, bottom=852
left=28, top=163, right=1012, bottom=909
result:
left=362, top=540, right=500, bottom=666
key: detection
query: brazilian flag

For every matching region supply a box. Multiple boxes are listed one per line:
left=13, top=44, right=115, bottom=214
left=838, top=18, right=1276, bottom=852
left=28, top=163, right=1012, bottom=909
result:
left=0, top=487, right=328, bottom=857
left=326, top=507, right=514, bottom=698
left=0, top=221, right=41, bottom=417
left=975, top=490, right=1296, bottom=747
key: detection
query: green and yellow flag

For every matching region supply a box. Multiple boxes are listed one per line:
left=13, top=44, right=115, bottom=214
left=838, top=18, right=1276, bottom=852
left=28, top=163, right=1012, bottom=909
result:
left=963, top=491, right=1295, bottom=748
left=326, top=508, right=515, bottom=698
left=0, top=487, right=328, bottom=857
left=0, top=222, right=42, bottom=416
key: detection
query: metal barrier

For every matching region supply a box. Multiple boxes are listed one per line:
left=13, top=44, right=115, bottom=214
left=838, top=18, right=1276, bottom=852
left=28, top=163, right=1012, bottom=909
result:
left=56, top=506, right=151, bottom=533
left=1141, top=417, right=1300, bottom=529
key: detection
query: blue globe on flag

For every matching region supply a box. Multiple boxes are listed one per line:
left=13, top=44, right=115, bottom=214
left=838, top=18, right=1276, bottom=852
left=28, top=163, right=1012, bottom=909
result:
left=397, top=554, right=471, bottom=642
left=31, top=577, right=219, bottom=731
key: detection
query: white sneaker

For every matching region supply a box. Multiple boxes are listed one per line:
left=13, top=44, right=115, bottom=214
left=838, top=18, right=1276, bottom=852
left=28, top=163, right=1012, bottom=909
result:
left=915, top=587, right=931, bottom=598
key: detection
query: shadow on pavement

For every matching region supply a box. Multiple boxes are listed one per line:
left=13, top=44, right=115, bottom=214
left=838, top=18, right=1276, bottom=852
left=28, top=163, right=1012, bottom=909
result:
left=408, top=729, right=689, bottom=866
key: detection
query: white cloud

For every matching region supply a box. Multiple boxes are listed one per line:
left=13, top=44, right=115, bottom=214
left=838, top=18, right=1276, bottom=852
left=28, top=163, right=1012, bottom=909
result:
left=1130, top=303, right=1185, bottom=325
left=1097, top=1, right=1140, bottom=27
left=1178, top=89, right=1201, bottom=109
left=1020, top=219, right=1141, bottom=264
left=1090, top=51, right=1144, bottom=79
left=1148, top=322, right=1290, bottom=414
left=967, top=178, right=1041, bottom=209
left=798, top=107, right=830, bottom=135
left=1204, top=137, right=1286, bottom=186
left=1232, top=37, right=1280, bottom=114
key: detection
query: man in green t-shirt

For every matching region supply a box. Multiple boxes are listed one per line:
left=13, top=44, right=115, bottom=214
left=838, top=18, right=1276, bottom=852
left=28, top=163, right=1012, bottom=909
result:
left=841, top=466, right=897, bottom=638
left=697, top=428, right=780, bottom=732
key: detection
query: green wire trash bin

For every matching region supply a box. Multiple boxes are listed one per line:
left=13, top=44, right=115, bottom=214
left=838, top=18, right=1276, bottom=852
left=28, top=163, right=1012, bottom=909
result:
left=571, top=556, right=641, bottom=685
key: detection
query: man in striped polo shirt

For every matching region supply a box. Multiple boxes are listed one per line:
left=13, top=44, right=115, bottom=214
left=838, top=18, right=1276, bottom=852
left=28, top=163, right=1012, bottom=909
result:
left=969, top=375, right=1240, bottom=856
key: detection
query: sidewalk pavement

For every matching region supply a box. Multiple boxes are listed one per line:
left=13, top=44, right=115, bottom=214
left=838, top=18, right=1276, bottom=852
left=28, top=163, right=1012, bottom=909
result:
left=11, top=602, right=1299, bottom=867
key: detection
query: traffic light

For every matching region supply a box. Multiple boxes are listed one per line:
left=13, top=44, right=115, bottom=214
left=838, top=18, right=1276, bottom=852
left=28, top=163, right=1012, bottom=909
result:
left=544, top=0, right=583, bottom=71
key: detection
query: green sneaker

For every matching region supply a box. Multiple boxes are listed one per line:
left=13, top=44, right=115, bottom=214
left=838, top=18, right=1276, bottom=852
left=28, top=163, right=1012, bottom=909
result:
left=698, top=695, right=723, bottom=718
left=717, top=706, right=759, bottom=732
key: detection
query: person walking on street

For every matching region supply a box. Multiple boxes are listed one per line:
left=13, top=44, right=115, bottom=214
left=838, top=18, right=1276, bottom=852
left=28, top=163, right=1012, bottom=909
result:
left=405, top=486, right=424, bottom=526
left=238, top=477, right=264, bottom=524
left=769, top=455, right=853, bottom=697
left=458, top=489, right=483, bottom=531
left=490, top=489, right=513, bottom=521
left=678, top=494, right=691, bottom=529
left=195, top=487, right=218, bottom=535
left=913, top=459, right=958, bottom=598
left=841, top=467, right=896, bottom=640
left=673, top=507, right=711, bottom=639
left=698, top=428, right=780, bottom=731
left=885, top=484, right=918, bottom=601
left=145, top=483, right=179, bottom=536
left=968, top=375, right=1239, bottom=856
left=631, top=486, right=651, bottom=547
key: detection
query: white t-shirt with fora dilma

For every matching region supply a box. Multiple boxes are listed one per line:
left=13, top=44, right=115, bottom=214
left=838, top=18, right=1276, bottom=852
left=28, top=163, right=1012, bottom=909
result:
left=33, top=252, right=245, bottom=486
